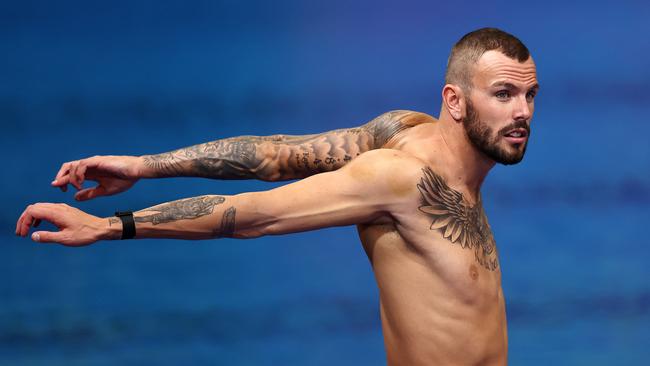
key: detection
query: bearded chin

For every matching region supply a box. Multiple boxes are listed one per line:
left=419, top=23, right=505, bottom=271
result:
left=462, top=99, right=527, bottom=166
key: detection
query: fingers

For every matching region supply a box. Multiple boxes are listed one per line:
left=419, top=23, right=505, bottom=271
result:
left=76, top=164, right=88, bottom=186
left=16, top=203, right=99, bottom=247
left=74, top=185, right=107, bottom=201
left=16, top=203, right=63, bottom=237
left=15, top=210, right=26, bottom=235
left=17, top=206, right=31, bottom=237
left=54, top=162, right=70, bottom=183
left=53, top=161, right=73, bottom=192
left=17, top=204, right=37, bottom=237
left=16, top=206, right=34, bottom=236
left=52, top=174, right=72, bottom=192
left=31, top=230, right=64, bottom=244
left=52, top=157, right=100, bottom=192
left=69, top=161, right=82, bottom=190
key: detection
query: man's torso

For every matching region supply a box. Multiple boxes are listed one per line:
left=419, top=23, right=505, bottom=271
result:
left=356, top=112, right=508, bottom=366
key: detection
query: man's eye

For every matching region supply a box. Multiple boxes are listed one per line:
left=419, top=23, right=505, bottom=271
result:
left=496, top=91, right=510, bottom=99
left=526, top=92, right=536, bottom=100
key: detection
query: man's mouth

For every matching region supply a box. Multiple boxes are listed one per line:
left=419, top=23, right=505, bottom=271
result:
left=503, top=128, right=528, bottom=144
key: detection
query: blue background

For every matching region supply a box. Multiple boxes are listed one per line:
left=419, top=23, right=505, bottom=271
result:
left=2, top=1, right=649, bottom=365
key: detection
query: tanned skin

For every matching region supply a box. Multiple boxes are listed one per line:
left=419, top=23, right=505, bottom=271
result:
left=17, top=50, right=539, bottom=365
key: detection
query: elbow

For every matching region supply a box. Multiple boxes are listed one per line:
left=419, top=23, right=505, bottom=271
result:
left=231, top=207, right=280, bottom=239
left=240, top=217, right=286, bottom=238
left=233, top=228, right=266, bottom=239
left=219, top=192, right=283, bottom=239
left=256, top=171, right=283, bottom=182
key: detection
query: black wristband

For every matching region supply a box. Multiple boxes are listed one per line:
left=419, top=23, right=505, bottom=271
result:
left=114, top=211, right=136, bottom=240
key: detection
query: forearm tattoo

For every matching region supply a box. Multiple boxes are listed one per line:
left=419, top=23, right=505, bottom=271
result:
left=143, top=137, right=261, bottom=179
left=142, top=110, right=423, bottom=181
left=215, top=206, right=236, bottom=238
left=134, top=196, right=226, bottom=225
left=417, top=167, right=499, bottom=271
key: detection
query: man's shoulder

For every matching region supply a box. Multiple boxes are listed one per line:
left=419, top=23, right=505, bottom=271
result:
left=368, top=110, right=437, bottom=148
left=377, top=109, right=437, bottom=123
left=393, top=109, right=438, bottom=125
left=345, top=149, right=429, bottom=192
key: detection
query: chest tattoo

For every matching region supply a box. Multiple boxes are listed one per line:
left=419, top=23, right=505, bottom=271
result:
left=416, top=167, right=499, bottom=271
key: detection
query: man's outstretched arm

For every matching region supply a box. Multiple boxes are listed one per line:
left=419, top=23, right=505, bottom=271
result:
left=19, top=150, right=422, bottom=246
left=138, top=110, right=426, bottom=181
left=50, top=110, right=433, bottom=201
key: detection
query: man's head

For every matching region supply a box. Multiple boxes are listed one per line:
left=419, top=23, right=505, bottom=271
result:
left=443, top=28, right=539, bottom=165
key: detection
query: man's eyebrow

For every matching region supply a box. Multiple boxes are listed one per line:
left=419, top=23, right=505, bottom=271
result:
left=491, top=81, right=540, bottom=91
left=490, top=81, right=519, bottom=91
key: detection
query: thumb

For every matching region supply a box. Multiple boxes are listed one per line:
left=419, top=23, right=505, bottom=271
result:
left=32, top=231, right=64, bottom=244
left=74, top=185, right=107, bottom=201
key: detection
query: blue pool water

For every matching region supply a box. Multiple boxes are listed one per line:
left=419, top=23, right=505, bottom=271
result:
left=2, top=1, right=649, bottom=364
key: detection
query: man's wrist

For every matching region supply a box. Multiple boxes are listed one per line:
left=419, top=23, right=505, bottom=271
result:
left=103, top=216, right=124, bottom=240
left=135, top=156, right=153, bottom=178
left=114, top=211, right=136, bottom=239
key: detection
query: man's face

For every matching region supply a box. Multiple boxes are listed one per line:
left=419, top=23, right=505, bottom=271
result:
left=462, top=50, right=539, bottom=165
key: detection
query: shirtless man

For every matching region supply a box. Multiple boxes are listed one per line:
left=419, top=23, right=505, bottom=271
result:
left=15, top=28, right=539, bottom=365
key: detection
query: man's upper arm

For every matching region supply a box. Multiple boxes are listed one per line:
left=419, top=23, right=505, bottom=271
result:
left=251, top=110, right=433, bottom=181
left=231, top=150, right=421, bottom=238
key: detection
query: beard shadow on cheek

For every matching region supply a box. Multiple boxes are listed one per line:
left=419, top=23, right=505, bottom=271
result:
left=462, top=100, right=529, bottom=165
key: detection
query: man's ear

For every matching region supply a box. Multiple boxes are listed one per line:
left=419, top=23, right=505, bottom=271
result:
left=442, top=84, right=465, bottom=122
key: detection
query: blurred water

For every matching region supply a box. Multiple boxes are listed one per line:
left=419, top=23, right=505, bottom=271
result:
left=2, top=1, right=650, bottom=365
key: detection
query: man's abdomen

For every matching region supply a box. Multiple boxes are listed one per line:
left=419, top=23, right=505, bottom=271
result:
left=359, top=223, right=508, bottom=366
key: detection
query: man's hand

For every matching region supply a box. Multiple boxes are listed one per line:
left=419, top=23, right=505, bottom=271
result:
left=15, top=203, right=110, bottom=246
left=51, top=155, right=143, bottom=201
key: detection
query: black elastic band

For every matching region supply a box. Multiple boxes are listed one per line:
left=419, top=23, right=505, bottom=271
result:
left=115, top=211, right=136, bottom=240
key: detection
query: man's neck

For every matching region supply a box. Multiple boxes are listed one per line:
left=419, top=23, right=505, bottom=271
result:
left=433, top=113, right=495, bottom=202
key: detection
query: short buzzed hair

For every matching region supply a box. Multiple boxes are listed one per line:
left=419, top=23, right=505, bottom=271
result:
left=445, top=28, right=530, bottom=92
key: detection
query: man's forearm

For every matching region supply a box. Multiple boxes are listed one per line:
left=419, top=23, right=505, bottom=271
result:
left=138, top=110, right=423, bottom=182
left=103, top=195, right=240, bottom=241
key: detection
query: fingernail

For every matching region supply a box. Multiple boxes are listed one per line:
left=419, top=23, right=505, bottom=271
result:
left=51, top=180, right=56, bottom=184
left=32, top=233, right=40, bottom=242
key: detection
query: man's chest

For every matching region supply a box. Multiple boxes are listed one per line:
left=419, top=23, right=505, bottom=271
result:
left=359, top=217, right=503, bottom=309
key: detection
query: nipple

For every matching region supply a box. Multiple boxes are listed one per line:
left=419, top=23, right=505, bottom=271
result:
left=469, top=264, right=479, bottom=281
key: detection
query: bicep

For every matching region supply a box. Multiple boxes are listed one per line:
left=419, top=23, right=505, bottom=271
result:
left=231, top=158, right=394, bottom=238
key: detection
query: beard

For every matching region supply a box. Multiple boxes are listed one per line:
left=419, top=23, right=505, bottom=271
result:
left=463, top=98, right=530, bottom=165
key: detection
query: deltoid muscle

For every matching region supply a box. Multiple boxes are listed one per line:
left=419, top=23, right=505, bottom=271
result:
left=416, top=167, right=499, bottom=271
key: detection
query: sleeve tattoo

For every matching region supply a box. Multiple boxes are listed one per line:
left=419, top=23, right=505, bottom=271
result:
left=142, top=110, right=425, bottom=181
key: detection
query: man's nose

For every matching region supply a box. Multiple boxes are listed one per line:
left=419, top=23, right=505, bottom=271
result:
left=513, top=95, right=532, bottom=121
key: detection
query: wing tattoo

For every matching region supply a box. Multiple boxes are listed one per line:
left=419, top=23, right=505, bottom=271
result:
left=417, top=167, right=498, bottom=271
